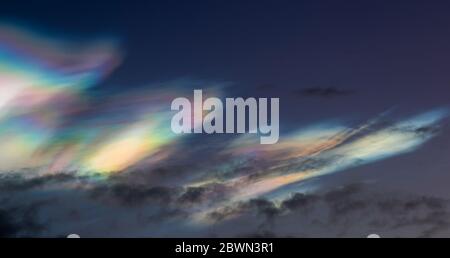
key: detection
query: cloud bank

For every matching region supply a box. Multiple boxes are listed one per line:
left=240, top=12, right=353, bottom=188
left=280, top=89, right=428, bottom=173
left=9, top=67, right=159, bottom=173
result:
left=0, top=25, right=449, bottom=237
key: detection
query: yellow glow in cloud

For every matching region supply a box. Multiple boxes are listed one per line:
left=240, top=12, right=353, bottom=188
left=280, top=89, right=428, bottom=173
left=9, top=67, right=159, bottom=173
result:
left=84, top=122, right=168, bottom=173
left=232, top=171, right=313, bottom=201
left=0, top=134, right=38, bottom=170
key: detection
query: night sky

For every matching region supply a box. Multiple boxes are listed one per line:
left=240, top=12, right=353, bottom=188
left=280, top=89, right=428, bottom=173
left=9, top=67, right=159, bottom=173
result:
left=1, top=0, right=450, bottom=237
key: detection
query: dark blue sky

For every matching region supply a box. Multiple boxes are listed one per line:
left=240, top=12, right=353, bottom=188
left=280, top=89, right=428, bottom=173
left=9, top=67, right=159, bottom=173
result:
left=2, top=0, right=450, bottom=141
left=2, top=0, right=450, bottom=97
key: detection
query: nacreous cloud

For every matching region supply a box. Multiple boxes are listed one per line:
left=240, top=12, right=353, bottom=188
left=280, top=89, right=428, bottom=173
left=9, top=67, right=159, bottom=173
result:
left=0, top=24, right=449, bottom=237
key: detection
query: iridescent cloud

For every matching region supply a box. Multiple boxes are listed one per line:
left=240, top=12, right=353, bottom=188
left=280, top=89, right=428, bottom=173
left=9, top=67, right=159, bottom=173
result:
left=0, top=25, right=448, bottom=228
left=189, top=109, right=448, bottom=223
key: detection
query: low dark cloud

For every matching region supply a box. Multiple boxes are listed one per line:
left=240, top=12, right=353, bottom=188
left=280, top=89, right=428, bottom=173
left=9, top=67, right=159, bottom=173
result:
left=294, top=87, right=355, bottom=98
left=0, top=209, right=20, bottom=237
left=0, top=173, right=74, bottom=192
left=0, top=203, right=45, bottom=237
left=205, top=184, right=450, bottom=237
left=1, top=169, right=450, bottom=237
left=89, top=183, right=178, bottom=206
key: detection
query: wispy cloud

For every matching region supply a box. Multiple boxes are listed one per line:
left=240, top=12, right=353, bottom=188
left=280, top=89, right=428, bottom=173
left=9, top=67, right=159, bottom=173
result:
left=0, top=24, right=449, bottom=237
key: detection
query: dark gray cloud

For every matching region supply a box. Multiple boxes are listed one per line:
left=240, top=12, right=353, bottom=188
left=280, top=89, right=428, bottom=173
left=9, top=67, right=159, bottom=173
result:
left=0, top=203, right=46, bottom=237
left=178, top=184, right=230, bottom=207
left=89, top=183, right=177, bottom=206
left=294, top=87, right=355, bottom=98
left=0, top=173, right=74, bottom=192
left=204, top=184, right=450, bottom=237
left=1, top=169, right=450, bottom=237
left=0, top=209, right=21, bottom=237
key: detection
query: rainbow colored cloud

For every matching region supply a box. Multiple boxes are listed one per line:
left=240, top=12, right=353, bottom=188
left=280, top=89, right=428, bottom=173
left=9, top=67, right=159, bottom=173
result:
left=0, top=25, right=448, bottom=224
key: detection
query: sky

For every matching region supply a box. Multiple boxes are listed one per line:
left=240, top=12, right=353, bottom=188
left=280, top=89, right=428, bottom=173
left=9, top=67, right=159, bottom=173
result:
left=0, top=0, right=450, bottom=237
